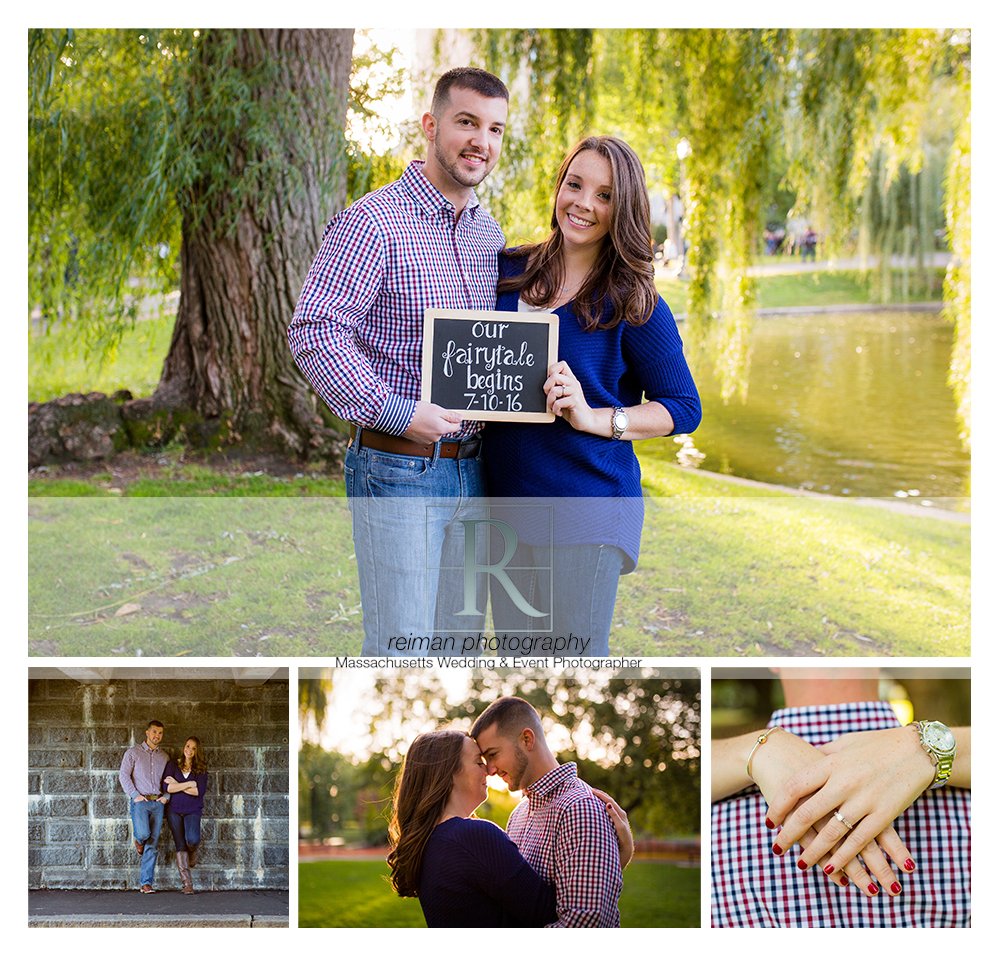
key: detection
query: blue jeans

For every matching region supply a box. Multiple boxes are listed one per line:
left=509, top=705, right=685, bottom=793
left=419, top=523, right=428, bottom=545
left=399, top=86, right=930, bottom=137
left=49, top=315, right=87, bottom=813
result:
left=130, top=799, right=164, bottom=886
left=489, top=542, right=625, bottom=656
left=167, top=810, right=202, bottom=852
left=345, top=436, right=487, bottom=655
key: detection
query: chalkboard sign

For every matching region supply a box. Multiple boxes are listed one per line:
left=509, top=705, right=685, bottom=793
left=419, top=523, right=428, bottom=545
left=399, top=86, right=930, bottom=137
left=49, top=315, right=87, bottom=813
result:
left=421, top=309, right=558, bottom=422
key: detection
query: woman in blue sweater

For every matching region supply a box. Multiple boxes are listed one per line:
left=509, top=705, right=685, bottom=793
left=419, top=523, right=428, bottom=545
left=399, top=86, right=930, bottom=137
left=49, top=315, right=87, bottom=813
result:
left=162, top=736, right=209, bottom=894
left=483, top=136, right=701, bottom=651
left=387, top=729, right=630, bottom=927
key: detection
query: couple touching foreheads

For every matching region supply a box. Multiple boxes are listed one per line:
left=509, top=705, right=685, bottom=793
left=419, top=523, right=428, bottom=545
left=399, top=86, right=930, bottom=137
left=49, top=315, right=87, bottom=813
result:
left=388, top=696, right=632, bottom=927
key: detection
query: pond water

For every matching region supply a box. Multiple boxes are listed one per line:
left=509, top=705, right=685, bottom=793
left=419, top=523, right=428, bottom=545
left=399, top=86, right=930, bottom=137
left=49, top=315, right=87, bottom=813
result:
left=649, top=310, right=970, bottom=506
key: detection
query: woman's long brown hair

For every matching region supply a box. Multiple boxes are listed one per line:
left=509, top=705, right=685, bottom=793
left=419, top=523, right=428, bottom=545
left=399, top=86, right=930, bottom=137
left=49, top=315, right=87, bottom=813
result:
left=179, top=736, right=208, bottom=776
left=387, top=730, right=466, bottom=898
left=498, top=135, right=658, bottom=331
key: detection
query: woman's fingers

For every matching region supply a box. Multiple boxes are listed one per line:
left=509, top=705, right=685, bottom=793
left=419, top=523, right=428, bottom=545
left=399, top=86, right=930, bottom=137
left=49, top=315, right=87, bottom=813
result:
left=825, top=822, right=916, bottom=877
left=763, top=757, right=833, bottom=828
left=769, top=785, right=843, bottom=853
left=796, top=826, right=862, bottom=893
left=840, top=852, right=880, bottom=898
left=875, top=826, right=917, bottom=877
left=859, top=839, right=901, bottom=895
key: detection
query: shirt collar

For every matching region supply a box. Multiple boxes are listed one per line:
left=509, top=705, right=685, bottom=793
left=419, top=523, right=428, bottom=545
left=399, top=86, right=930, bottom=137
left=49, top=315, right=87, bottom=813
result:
left=768, top=700, right=901, bottom=746
left=400, top=160, right=480, bottom=217
left=524, top=761, right=576, bottom=801
left=140, top=741, right=160, bottom=753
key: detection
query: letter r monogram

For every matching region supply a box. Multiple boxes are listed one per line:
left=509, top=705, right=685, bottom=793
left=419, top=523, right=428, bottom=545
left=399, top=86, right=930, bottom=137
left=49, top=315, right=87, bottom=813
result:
left=459, top=519, right=547, bottom=617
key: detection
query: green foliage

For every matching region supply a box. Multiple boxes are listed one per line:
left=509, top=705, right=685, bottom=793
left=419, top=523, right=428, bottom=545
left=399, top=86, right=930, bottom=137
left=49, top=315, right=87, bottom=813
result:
left=28, top=27, right=387, bottom=363
left=465, top=28, right=970, bottom=429
left=943, top=78, right=971, bottom=449
left=29, top=29, right=186, bottom=348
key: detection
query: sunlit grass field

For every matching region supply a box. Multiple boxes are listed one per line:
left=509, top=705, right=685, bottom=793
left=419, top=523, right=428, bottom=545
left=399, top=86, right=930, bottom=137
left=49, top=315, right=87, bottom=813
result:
left=27, top=459, right=969, bottom=657
left=298, top=859, right=700, bottom=927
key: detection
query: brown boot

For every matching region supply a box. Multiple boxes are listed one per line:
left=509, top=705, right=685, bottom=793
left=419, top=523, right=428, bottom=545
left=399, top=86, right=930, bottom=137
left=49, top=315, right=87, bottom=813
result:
left=186, top=843, right=199, bottom=868
left=134, top=840, right=144, bottom=857
left=175, top=851, right=194, bottom=894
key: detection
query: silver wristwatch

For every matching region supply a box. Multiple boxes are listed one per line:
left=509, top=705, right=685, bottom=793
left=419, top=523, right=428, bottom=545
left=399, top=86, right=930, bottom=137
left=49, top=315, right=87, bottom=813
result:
left=910, top=720, right=957, bottom=789
left=611, top=406, right=629, bottom=440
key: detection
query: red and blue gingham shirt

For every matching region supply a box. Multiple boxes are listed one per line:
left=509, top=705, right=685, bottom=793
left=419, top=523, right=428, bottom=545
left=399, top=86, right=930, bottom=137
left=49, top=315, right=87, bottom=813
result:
left=711, top=701, right=971, bottom=927
left=288, top=160, right=504, bottom=439
left=507, top=762, right=623, bottom=927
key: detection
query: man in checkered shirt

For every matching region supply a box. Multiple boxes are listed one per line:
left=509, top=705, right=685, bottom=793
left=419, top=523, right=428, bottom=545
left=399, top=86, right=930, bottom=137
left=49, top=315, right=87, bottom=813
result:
left=288, top=68, right=509, bottom=655
left=472, top=696, right=623, bottom=927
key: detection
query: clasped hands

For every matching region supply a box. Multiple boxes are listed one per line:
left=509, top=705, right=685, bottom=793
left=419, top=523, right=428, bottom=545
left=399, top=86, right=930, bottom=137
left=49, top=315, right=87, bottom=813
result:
left=750, top=726, right=935, bottom=898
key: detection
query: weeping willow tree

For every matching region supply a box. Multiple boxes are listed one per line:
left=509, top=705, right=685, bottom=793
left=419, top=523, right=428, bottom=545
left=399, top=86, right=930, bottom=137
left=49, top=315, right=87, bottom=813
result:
left=470, top=28, right=971, bottom=441
left=29, top=28, right=355, bottom=453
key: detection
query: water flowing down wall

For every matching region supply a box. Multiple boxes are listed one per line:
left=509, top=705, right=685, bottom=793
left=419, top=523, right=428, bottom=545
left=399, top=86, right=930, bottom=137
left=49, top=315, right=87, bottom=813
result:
left=28, top=676, right=289, bottom=890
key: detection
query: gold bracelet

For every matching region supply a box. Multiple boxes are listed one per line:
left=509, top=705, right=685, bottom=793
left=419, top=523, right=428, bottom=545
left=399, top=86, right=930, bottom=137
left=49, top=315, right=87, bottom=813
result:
left=746, top=726, right=784, bottom=780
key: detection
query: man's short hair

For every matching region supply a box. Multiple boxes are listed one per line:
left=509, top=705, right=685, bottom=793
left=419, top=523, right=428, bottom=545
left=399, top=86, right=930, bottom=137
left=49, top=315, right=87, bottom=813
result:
left=146, top=720, right=164, bottom=730
left=471, top=696, right=543, bottom=741
left=431, top=67, right=509, bottom=116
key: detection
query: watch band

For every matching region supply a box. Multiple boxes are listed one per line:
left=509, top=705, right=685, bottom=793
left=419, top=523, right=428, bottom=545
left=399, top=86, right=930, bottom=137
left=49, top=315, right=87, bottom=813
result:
left=611, top=406, right=628, bottom=440
left=910, top=720, right=956, bottom=789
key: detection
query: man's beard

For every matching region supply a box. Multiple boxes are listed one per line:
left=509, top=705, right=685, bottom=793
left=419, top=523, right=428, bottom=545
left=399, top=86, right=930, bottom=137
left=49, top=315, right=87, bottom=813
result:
left=435, top=139, right=489, bottom=189
left=508, top=743, right=530, bottom=791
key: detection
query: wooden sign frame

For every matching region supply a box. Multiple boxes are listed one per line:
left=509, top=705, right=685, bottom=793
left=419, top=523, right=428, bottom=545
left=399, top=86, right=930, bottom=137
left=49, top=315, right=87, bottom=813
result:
left=421, top=308, right=559, bottom=422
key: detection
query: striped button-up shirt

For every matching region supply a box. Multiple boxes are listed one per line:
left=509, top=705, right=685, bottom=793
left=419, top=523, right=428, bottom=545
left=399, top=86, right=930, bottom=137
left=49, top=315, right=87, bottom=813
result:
left=506, top=762, right=622, bottom=927
left=711, top=701, right=971, bottom=927
left=119, top=742, right=169, bottom=800
left=288, top=160, right=504, bottom=439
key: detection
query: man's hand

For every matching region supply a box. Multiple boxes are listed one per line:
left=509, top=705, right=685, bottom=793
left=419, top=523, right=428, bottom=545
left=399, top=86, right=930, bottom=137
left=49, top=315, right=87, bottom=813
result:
left=158, top=795, right=169, bottom=804
left=403, top=401, right=463, bottom=444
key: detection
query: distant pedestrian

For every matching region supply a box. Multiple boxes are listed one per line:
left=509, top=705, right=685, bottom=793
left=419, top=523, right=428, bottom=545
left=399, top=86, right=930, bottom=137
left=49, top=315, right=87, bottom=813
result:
left=801, top=227, right=817, bottom=262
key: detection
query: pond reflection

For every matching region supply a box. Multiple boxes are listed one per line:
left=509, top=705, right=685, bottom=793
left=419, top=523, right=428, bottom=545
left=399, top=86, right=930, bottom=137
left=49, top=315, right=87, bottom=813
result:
left=652, top=311, right=970, bottom=506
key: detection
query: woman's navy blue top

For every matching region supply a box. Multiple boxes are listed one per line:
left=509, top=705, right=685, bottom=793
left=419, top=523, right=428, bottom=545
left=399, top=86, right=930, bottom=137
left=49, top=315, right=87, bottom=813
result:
left=417, top=817, right=557, bottom=927
left=162, top=761, right=208, bottom=814
left=482, top=251, right=701, bottom=569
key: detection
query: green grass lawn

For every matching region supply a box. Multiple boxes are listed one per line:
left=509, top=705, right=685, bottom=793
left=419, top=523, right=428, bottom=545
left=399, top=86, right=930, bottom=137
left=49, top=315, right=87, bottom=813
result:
left=27, top=459, right=969, bottom=657
left=298, top=858, right=700, bottom=927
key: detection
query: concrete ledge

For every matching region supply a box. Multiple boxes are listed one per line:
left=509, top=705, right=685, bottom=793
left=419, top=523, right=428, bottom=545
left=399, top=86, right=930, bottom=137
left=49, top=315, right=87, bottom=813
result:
left=29, top=888, right=288, bottom=928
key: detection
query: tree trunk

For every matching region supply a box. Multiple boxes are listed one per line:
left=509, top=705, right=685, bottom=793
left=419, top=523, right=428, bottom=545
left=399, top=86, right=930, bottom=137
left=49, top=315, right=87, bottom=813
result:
left=154, top=29, right=353, bottom=455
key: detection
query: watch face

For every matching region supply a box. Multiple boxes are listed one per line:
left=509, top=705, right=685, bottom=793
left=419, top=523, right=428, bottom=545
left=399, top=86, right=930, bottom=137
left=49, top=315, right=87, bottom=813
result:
left=613, top=412, right=628, bottom=430
left=925, top=722, right=956, bottom=752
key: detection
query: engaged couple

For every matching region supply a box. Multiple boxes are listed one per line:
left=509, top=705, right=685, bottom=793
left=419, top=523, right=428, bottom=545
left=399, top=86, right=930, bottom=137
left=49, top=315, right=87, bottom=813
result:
left=387, top=695, right=629, bottom=927
left=120, top=720, right=209, bottom=895
left=288, top=66, right=701, bottom=656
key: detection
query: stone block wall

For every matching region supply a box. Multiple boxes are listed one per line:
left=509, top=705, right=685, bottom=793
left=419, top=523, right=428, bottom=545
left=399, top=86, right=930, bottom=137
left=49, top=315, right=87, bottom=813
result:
left=28, top=676, right=289, bottom=891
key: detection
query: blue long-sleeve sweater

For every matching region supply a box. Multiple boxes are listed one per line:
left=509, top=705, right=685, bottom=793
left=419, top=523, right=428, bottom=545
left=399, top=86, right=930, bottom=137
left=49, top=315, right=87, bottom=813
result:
left=482, top=251, right=701, bottom=569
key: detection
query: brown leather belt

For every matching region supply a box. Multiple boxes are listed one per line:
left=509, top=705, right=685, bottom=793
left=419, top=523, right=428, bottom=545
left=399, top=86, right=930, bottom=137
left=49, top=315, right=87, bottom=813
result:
left=350, top=426, right=481, bottom=460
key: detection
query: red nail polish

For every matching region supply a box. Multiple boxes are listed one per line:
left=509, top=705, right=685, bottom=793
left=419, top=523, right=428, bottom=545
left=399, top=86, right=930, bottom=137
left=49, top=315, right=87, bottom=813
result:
left=904, top=859, right=915, bottom=872
left=765, top=818, right=775, bottom=829
left=772, top=843, right=782, bottom=855
left=867, top=883, right=878, bottom=896
left=840, top=876, right=849, bottom=886
left=796, top=859, right=808, bottom=870
left=890, top=882, right=901, bottom=894
left=823, top=864, right=834, bottom=875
